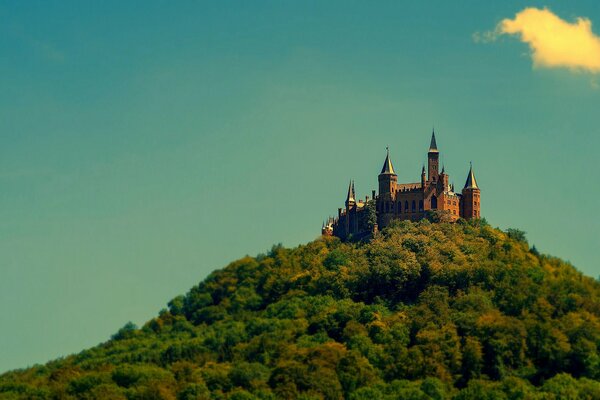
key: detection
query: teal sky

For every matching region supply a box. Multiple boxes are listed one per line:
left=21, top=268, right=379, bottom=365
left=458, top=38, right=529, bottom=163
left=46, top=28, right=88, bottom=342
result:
left=1, top=1, right=599, bottom=372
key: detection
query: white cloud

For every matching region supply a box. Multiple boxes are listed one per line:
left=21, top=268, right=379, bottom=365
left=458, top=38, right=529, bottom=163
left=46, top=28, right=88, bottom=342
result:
left=472, top=30, right=499, bottom=44
left=496, top=7, right=600, bottom=73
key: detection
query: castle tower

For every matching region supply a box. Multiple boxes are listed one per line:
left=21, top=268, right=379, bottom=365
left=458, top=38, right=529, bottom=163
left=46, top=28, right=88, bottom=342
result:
left=428, top=130, right=440, bottom=181
left=378, top=147, right=397, bottom=197
left=345, top=180, right=357, bottom=235
left=345, top=180, right=356, bottom=208
left=461, top=163, right=480, bottom=219
left=378, top=148, right=397, bottom=227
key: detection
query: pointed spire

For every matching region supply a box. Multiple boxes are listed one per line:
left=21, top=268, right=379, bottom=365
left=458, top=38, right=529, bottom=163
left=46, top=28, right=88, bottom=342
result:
left=442, top=164, right=445, bottom=174
left=380, top=146, right=396, bottom=175
left=345, top=180, right=356, bottom=205
left=429, top=129, right=438, bottom=153
left=421, top=165, right=426, bottom=174
left=463, top=162, right=479, bottom=189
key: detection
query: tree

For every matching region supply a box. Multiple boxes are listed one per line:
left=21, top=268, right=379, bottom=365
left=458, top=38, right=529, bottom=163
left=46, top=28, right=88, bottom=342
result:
left=506, top=228, right=527, bottom=243
left=111, top=321, right=138, bottom=341
left=425, top=210, right=453, bottom=223
left=3, top=221, right=600, bottom=399
left=357, top=200, right=378, bottom=234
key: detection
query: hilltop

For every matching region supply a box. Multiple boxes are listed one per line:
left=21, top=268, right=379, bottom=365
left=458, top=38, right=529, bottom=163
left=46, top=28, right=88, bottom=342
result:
left=2, top=219, right=600, bottom=399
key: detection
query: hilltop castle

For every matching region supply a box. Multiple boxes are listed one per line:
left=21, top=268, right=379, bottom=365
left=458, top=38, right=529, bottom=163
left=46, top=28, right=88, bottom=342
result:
left=322, top=131, right=481, bottom=240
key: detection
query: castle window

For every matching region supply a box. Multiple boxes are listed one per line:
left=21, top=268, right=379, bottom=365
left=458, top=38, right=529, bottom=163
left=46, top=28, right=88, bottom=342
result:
left=412, top=200, right=416, bottom=212
left=398, top=202, right=402, bottom=213
left=405, top=201, right=409, bottom=212
left=431, top=195, right=437, bottom=209
left=419, top=200, right=424, bottom=211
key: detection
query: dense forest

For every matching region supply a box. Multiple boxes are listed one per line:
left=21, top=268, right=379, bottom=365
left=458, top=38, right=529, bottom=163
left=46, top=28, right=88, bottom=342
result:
left=2, top=218, right=600, bottom=399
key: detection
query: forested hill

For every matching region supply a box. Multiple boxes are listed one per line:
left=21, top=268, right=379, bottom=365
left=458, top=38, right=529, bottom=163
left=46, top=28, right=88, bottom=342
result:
left=3, top=219, right=600, bottom=399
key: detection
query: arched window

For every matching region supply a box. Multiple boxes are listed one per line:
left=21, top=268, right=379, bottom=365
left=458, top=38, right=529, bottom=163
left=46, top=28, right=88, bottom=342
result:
left=412, top=200, right=416, bottom=212
left=405, top=201, right=409, bottom=212
left=398, top=202, right=402, bottom=213
left=431, top=195, right=438, bottom=209
left=419, top=200, right=424, bottom=211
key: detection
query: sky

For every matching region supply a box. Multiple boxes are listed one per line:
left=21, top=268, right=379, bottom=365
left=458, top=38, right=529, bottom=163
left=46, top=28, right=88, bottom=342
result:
left=1, top=1, right=599, bottom=372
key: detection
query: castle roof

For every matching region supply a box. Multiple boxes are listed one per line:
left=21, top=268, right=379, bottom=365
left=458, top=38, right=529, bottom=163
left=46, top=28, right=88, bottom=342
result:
left=429, top=130, right=438, bottom=153
left=380, top=147, right=396, bottom=175
left=345, top=180, right=356, bottom=204
left=463, top=163, right=479, bottom=189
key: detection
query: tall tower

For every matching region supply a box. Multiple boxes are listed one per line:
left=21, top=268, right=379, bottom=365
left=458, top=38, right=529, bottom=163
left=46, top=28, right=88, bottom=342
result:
left=345, top=180, right=356, bottom=209
left=461, top=163, right=481, bottom=219
left=378, top=148, right=397, bottom=228
left=345, top=180, right=357, bottom=235
left=378, top=147, right=397, bottom=197
left=428, top=130, right=439, bottom=181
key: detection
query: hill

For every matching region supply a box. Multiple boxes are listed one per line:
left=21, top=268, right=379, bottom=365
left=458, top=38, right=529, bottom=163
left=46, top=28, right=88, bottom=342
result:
left=2, top=219, right=600, bottom=399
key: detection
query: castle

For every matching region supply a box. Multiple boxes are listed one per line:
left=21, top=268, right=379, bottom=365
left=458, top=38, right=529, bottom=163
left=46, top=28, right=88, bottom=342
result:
left=322, top=131, right=481, bottom=240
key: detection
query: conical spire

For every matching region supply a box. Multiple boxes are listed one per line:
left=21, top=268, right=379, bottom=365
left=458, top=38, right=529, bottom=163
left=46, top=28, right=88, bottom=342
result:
left=463, top=162, right=479, bottom=189
left=380, top=147, right=396, bottom=175
left=429, top=129, right=438, bottom=153
left=345, top=180, right=356, bottom=205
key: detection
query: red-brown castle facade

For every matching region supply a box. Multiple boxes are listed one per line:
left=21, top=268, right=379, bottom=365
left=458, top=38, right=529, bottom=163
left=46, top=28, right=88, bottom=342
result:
left=322, top=131, right=481, bottom=240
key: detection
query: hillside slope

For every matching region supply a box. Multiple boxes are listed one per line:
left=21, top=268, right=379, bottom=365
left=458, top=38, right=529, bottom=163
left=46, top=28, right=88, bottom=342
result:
left=2, top=219, right=600, bottom=399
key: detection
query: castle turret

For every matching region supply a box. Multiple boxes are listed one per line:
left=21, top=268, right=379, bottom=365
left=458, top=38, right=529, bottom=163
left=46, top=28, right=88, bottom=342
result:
left=440, top=164, right=449, bottom=189
left=377, top=148, right=397, bottom=227
left=344, top=180, right=357, bottom=236
left=345, top=180, right=356, bottom=208
left=461, top=163, right=481, bottom=219
left=378, top=147, right=397, bottom=197
left=428, top=130, right=439, bottom=181
left=421, top=165, right=426, bottom=187
left=321, top=218, right=333, bottom=236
